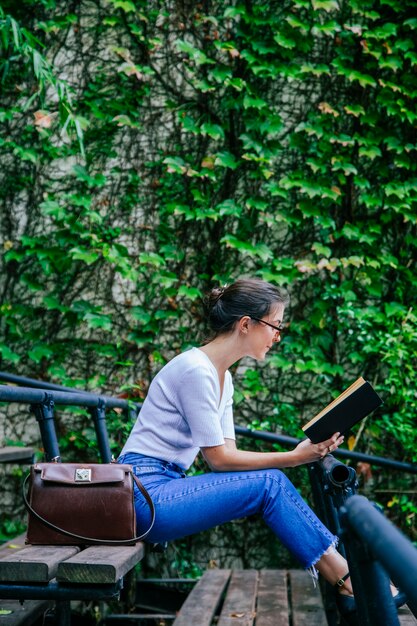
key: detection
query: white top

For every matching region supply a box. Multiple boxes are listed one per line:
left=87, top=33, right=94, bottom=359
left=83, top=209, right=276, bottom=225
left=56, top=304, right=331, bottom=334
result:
left=120, top=347, right=235, bottom=470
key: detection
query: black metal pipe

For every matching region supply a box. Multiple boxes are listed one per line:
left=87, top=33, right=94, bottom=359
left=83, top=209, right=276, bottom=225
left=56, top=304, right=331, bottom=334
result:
left=320, top=454, right=357, bottom=488
left=340, top=495, right=417, bottom=616
left=0, top=385, right=127, bottom=410
left=0, top=371, right=92, bottom=394
left=0, top=580, right=123, bottom=601
left=31, top=396, right=61, bottom=462
left=235, top=426, right=417, bottom=474
left=90, top=400, right=112, bottom=463
left=343, top=533, right=400, bottom=626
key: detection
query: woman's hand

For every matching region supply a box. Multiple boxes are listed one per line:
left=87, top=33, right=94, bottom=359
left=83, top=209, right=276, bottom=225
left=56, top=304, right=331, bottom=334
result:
left=290, top=432, right=344, bottom=467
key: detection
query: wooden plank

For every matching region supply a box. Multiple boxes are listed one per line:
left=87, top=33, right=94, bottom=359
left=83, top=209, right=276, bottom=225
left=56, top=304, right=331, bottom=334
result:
left=0, top=447, right=34, bottom=464
left=173, top=569, right=231, bottom=626
left=0, top=546, right=80, bottom=583
left=398, top=605, right=417, bottom=625
left=0, top=599, right=50, bottom=626
left=0, top=535, right=27, bottom=558
left=217, top=570, right=257, bottom=626
left=256, top=570, right=289, bottom=626
left=57, top=542, right=145, bottom=584
left=289, top=569, right=327, bottom=626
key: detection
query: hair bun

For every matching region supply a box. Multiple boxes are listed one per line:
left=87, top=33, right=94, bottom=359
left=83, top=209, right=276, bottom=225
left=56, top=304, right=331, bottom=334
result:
left=212, top=286, right=225, bottom=298
left=207, top=285, right=226, bottom=309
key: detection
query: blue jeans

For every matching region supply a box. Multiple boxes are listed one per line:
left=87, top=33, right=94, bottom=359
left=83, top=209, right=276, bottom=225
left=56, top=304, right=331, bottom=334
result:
left=118, top=452, right=337, bottom=569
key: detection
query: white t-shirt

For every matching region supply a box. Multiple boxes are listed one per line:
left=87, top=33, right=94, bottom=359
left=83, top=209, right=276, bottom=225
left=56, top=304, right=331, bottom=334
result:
left=120, top=347, right=235, bottom=470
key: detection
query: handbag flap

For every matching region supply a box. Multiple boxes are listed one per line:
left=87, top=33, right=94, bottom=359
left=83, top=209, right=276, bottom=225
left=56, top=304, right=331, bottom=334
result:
left=34, top=463, right=131, bottom=485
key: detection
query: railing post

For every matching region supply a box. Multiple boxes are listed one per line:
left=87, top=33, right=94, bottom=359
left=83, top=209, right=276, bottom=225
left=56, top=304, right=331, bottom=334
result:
left=308, top=455, right=358, bottom=551
left=307, top=455, right=358, bottom=626
left=340, top=495, right=417, bottom=619
left=339, top=502, right=401, bottom=626
left=90, top=399, right=112, bottom=463
left=31, top=394, right=61, bottom=462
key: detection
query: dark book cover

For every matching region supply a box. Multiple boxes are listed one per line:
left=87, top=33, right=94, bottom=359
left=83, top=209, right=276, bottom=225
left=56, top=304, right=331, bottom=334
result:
left=302, top=379, right=383, bottom=444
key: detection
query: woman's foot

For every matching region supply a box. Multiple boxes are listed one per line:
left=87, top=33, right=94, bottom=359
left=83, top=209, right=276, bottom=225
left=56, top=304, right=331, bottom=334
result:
left=335, top=574, right=407, bottom=614
left=336, top=590, right=407, bottom=614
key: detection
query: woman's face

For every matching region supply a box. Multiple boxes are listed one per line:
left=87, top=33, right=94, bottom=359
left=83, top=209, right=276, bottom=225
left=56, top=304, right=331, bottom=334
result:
left=246, top=303, right=286, bottom=361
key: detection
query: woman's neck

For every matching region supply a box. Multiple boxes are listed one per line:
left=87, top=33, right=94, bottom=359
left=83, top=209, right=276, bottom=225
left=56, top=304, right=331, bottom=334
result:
left=199, top=333, right=243, bottom=375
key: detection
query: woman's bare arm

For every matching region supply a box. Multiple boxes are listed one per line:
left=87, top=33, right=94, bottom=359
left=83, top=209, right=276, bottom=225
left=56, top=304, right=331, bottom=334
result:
left=201, top=433, right=344, bottom=472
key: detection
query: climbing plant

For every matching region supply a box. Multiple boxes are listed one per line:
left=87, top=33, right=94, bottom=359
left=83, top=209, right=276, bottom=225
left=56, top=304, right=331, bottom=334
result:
left=1, top=0, right=416, bottom=556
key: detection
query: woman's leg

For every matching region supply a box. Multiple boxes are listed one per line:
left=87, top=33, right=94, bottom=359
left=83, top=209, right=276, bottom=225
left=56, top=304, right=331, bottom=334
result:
left=133, top=465, right=337, bottom=570
left=315, top=546, right=353, bottom=594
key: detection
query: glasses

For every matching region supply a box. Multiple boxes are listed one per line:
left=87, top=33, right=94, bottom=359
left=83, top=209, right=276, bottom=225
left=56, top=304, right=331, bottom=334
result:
left=250, top=317, right=285, bottom=334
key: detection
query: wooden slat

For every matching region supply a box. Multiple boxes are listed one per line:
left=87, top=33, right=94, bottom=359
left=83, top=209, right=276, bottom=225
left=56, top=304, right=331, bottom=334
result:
left=0, top=535, right=27, bottom=558
left=289, top=569, right=327, bottom=626
left=0, top=447, right=34, bottom=464
left=0, top=545, right=80, bottom=582
left=0, top=599, right=50, bottom=626
left=398, top=606, right=417, bottom=625
left=217, top=570, right=257, bottom=626
left=256, top=570, right=289, bottom=626
left=173, top=569, right=231, bottom=626
left=57, top=542, right=145, bottom=584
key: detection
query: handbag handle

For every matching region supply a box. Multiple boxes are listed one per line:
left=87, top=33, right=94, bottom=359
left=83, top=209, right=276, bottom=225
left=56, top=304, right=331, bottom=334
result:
left=22, top=470, right=156, bottom=545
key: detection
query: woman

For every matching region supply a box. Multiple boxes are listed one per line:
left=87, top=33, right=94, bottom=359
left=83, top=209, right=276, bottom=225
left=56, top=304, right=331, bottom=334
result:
left=118, top=278, right=404, bottom=613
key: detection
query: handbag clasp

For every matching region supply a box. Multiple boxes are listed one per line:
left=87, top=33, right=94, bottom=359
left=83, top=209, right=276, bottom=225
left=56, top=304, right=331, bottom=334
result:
left=75, top=468, right=92, bottom=482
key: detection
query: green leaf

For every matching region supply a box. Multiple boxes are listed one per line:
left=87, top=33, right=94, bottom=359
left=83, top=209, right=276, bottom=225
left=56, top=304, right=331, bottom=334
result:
left=359, top=146, right=382, bottom=160
left=312, top=0, right=339, bottom=10
left=0, top=344, right=20, bottom=364
left=215, top=199, right=242, bottom=217
left=273, top=33, right=297, bottom=49
left=139, top=252, right=166, bottom=267
left=312, top=242, right=332, bottom=257
left=243, top=94, right=268, bottom=110
left=70, top=248, right=100, bottom=265
left=385, top=302, right=406, bottom=317
left=344, top=104, right=366, bottom=117
left=221, top=235, right=273, bottom=262
left=176, top=40, right=215, bottom=66
left=39, top=200, right=66, bottom=220
left=28, top=345, right=55, bottom=363
left=163, top=156, right=187, bottom=174
left=200, top=123, right=225, bottom=140
left=84, top=313, right=112, bottom=330
left=72, top=165, right=107, bottom=187
left=106, top=0, right=136, bottom=13
left=177, top=286, right=202, bottom=300
left=215, top=151, right=239, bottom=169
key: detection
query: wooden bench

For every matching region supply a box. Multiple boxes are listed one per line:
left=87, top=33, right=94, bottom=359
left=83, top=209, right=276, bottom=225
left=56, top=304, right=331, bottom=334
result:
left=0, top=534, right=145, bottom=625
left=0, top=535, right=50, bottom=626
left=0, top=447, right=34, bottom=464
left=172, top=568, right=327, bottom=626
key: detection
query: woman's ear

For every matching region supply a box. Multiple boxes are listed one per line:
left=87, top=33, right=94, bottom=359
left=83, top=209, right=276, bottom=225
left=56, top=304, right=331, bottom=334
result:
left=238, top=316, right=251, bottom=334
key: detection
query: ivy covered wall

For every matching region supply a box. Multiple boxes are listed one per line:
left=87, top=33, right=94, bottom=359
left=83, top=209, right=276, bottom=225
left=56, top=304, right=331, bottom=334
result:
left=1, top=0, right=416, bottom=567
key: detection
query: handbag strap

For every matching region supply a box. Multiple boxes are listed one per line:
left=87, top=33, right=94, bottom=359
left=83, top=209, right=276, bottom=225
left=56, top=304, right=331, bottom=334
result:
left=22, top=470, right=156, bottom=545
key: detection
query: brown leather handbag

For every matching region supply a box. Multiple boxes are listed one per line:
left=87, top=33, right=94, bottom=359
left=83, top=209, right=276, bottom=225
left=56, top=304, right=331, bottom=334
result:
left=23, top=462, right=155, bottom=545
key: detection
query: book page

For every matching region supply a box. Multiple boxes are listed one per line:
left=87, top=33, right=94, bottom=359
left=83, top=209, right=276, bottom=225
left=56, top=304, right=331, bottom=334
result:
left=302, top=377, right=365, bottom=431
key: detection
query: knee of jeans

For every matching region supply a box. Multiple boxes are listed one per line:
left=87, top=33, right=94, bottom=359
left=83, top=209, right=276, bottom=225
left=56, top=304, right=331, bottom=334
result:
left=261, top=469, right=290, bottom=497
left=264, top=469, right=296, bottom=493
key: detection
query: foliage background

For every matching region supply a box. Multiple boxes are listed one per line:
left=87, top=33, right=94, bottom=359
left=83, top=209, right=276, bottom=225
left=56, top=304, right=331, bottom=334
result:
left=1, top=0, right=416, bottom=575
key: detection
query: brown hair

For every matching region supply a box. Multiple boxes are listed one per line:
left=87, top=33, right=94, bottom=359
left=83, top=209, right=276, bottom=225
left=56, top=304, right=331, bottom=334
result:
left=204, top=278, right=289, bottom=337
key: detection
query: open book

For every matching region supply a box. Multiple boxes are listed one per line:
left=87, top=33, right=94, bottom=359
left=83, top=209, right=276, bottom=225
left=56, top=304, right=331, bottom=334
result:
left=302, top=377, right=383, bottom=443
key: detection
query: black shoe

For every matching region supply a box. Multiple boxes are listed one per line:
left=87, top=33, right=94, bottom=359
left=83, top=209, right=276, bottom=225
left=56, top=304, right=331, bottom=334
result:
left=336, top=590, right=407, bottom=615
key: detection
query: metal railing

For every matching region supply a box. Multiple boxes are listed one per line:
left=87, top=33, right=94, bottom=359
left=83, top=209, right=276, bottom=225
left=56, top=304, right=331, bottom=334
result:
left=1, top=372, right=417, bottom=625
left=340, top=495, right=417, bottom=624
left=234, top=425, right=417, bottom=474
left=235, top=425, right=417, bottom=625
left=0, top=372, right=138, bottom=463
